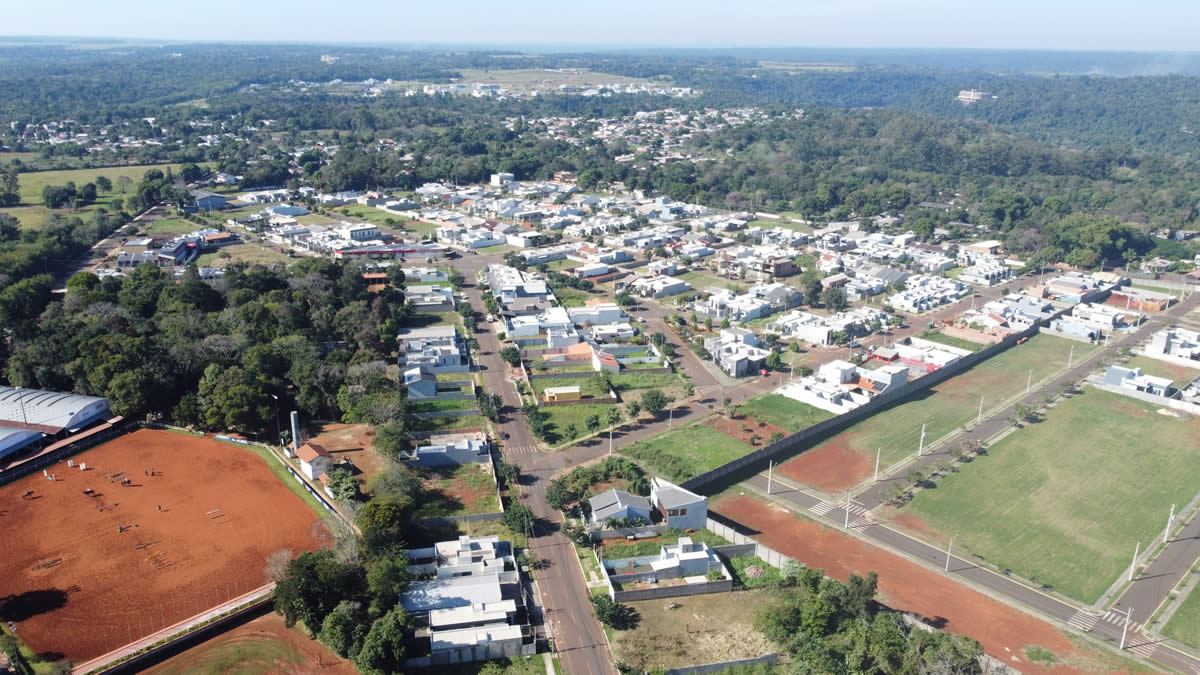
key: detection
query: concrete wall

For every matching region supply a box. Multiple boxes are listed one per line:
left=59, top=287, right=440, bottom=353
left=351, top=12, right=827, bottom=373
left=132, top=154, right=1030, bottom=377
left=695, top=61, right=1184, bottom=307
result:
left=529, top=371, right=597, bottom=380
left=712, top=543, right=756, bottom=558
left=939, top=324, right=1004, bottom=345
left=663, top=653, right=779, bottom=675
left=679, top=323, right=1040, bottom=494
left=612, top=578, right=732, bottom=602
left=1092, top=382, right=1200, bottom=416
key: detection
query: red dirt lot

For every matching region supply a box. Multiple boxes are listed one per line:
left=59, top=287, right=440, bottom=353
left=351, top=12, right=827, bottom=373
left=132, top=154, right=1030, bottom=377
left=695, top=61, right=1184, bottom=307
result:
left=0, top=429, right=323, bottom=663
left=704, top=415, right=789, bottom=447
left=713, top=495, right=1102, bottom=674
left=776, top=431, right=873, bottom=493
left=306, top=423, right=384, bottom=488
left=143, top=612, right=354, bottom=675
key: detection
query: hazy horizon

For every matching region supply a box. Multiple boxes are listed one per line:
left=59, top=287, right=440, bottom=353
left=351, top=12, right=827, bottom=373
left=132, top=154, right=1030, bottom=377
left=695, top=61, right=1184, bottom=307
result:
left=5, top=0, right=1200, bottom=53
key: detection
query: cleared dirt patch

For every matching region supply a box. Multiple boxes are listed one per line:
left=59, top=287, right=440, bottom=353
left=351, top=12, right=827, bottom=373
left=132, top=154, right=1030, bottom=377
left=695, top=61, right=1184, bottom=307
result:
left=412, top=463, right=499, bottom=518
left=704, top=414, right=789, bottom=447
left=306, top=423, right=384, bottom=488
left=0, top=429, right=322, bottom=663
left=711, top=494, right=1085, bottom=674
left=142, top=611, right=354, bottom=675
left=776, top=431, right=873, bottom=493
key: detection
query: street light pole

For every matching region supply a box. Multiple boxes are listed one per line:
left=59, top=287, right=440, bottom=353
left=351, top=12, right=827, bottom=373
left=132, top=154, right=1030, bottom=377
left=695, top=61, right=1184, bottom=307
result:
left=918, top=423, right=927, bottom=456
left=270, top=394, right=281, bottom=447
left=1129, top=541, right=1140, bottom=582
left=767, top=461, right=773, bottom=495
left=873, top=448, right=881, bottom=482
left=977, top=394, right=984, bottom=423
left=1164, top=504, right=1176, bottom=544
left=1026, top=368, right=1032, bottom=393
left=1120, top=607, right=1132, bottom=650
left=945, top=534, right=955, bottom=572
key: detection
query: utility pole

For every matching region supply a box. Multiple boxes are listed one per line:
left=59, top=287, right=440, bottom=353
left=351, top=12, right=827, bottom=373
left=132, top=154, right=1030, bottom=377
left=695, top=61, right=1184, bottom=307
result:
left=767, top=461, right=773, bottom=495
left=918, top=423, right=927, bottom=456
left=977, top=394, right=984, bottom=423
left=1165, top=504, right=1176, bottom=544
left=1129, top=541, right=1139, bottom=582
left=1026, top=368, right=1032, bottom=393
left=873, top=448, right=881, bottom=482
left=1067, top=345, right=1074, bottom=368
left=844, top=490, right=852, bottom=529
left=668, top=405, right=674, bottom=429
left=945, top=534, right=955, bottom=572
left=1120, top=607, right=1132, bottom=650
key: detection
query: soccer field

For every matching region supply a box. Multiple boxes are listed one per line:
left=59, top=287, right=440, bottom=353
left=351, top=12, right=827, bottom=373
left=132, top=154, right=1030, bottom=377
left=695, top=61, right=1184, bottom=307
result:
left=906, top=388, right=1200, bottom=603
left=779, top=333, right=1092, bottom=491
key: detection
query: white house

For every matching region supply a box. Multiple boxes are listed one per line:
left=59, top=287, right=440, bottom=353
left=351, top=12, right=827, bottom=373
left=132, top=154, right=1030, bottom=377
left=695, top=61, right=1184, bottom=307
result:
left=296, top=443, right=331, bottom=480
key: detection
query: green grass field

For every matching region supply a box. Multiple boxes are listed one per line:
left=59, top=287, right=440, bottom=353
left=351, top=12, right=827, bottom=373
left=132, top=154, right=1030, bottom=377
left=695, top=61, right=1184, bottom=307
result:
left=540, top=403, right=616, bottom=445
left=551, top=285, right=596, bottom=308
left=14, top=163, right=195, bottom=204
left=135, top=216, right=204, bottom=237
left=906, top=388, right=1200, bottom=603
left=1124, top=354, right=1200, bottom=389
left=1163, top=575, right=1200, bottom=650
left=735, top=393, right=834, bottom=432
left=532, top=376, right=609, bottom=398
left=787, top=332, right=1094, bottom=471
left=621, top=423, right=753, bottom=483
left=676, top=269, right=742, bottom=293
left=917, top=331, right=986, bottom=353
left=601, top=530, right=730, bottom=559
left=194, top=243, right=291, bottom=268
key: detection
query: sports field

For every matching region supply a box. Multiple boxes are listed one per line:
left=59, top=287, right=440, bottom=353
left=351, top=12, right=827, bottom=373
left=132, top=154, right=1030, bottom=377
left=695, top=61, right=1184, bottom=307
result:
left=620, top=423, right=752, bottom=483
left=734, top=393, right=833, bottom=433
left=904, top=388, right=1200, bottom=603
left=0, top=429, right=322, bottom=662
left=778, top=333, right=1091, bottom=492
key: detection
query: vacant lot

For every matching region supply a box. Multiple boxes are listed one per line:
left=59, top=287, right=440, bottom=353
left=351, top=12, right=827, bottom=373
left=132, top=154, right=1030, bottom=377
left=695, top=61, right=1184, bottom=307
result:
left=917, top=331, right=986, bottom=352
left=734, top=393, right=834, bottom=433
left=610, top=589, right=777, bottom=672
left=711, top=494, right=1148, bottom=674
left=0, top=429, right=322, bottom=663
left=142, top=611, right=353, bottom=675
left=905, top=388, right=1200, bottom=603
left=1164, top=579, right=1200, bottom=650
left=305, top=423, right=385, bottom=488
left=195, top=243, right=291, bottom=268
left=600, top=530, right=729, bottom=559
left=779, top=333, right=1091, bottom=492
left=1124, top=354, right=1199, bottom=388
left=412, top=463, right=499, bottom=518
left=620, top=423, right=753, bottom=483
left=14, top=164, right=193, bottom=205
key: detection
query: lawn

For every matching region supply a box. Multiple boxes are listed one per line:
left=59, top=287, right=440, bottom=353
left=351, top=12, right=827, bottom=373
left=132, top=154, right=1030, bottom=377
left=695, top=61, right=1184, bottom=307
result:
left=676, top=269, right=742, bottom=293
left=610, top=371, right=683, bottom=394
left=540, top=403, right=617, bottom=445
left=601, top=530, right=730, bottom=559
left=610, top=589, right=777, bottom=672
left=329, top=204, right=411, bottom=227
left=411, top=462, right=499, bottom=518
left=410, top=398, right=479, bottom=413
left=550, top=284, right=596, bottom=308
left=917, top=330, right=986, bottom=353
left=621, top=423, right=754, bottom=483
left=787, top=332, right=1093, bottom=472
left=410, top=413, right=486, bottom=433
left=735, top=393, right=833, bottom=433
left=194, top=243, right=291, bottom=268
left=905, top=388, right=1200, bottom=603
left=728, top=556, right=785, bottom=589
left=531, top=375, right=610, bottom=399
left=1124, top=354, right=1200, bottom=388
left=436, top=655, right=551, bottom=675
left=1163, top=573, right=1200, bottom=650
left=135, top=216, right=204, bottom=237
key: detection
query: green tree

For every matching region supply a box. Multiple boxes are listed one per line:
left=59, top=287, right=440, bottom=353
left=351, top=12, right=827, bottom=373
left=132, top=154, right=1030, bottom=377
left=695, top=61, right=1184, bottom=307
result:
left=273, top=550, right=366, bottom=635
left=366, top=556, right=411, bottom=617
left=765, top=351, right=782, bottom=370
left=502, top=503, right=535, bottom=535
left=94, top=175, right=113, bottom=193
left=353, top=608, right=409, bottom=675
left=500, top=346, right=521, bottom=366
left=320, top=600, right=366, bottom=658
left=326, top=467, right=359, bottom=503
left=584, top=414, right=601, bottom=433
left=639, top=389, right=674, bottom=418
left=372, top=422, right=408, bottom=460
left=821, top=286, right=849, bottom=312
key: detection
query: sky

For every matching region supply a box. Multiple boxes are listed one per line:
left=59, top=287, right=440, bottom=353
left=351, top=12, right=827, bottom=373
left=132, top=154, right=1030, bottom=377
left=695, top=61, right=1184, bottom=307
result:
left=5, top=0, right=1200, bottom=52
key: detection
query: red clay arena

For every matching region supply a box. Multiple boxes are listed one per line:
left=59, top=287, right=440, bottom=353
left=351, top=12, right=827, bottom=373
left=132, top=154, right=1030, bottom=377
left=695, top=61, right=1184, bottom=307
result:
left=0, top=429, right=322, bottom=663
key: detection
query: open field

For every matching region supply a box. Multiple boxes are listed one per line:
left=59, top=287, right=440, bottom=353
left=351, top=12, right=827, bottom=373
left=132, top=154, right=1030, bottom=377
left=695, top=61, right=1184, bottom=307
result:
left=905, top=388, right=1200, bottom=603
left=194, top=243, right=292, bottom=268
left=675, top=269, right=741, bottom=293
left=778, top=333, right=1092, bottom=492
left=1124, top=354, right=1200, bottom=388
left=620, top=423, right=753, bottom=483
left=13, top=163, right=194, bottom=205
left=540, top=403, right=616, bottom=445
left=141, top=611, right=353, bottom=675
left=1163, top=575, right=1200, bottom=650
left=610, top=589, right=777, bottom=672
left=410, top=413, right=486, bottom=433
left=734, top=393, right=834, bottom=433
left=531, top=376, right=609, bottom=399
left=711, top=494, right=1151, bottom=674
left=412, top=462, right=499, bottom=518
left=0, top=429, right=323, bottom=663
left=917, top=330, right=986, bottom=352
left=549, top=285, right=596, bottom=307
left=133, top=216, right=204, bottom=237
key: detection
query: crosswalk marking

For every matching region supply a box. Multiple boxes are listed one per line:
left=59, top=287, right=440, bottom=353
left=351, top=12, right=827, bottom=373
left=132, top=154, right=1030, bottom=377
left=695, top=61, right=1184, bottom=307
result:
left=1101, top=610, right=1143, bottom=632
left=503, top=445, right=538, bottom=456
left=809, top=501, right=834, bottom=516
left=1067, top=610, right=1099, bottom=632
left=849, top=517, right=872, bottom=530
left=1129, top=641, right=1158, bottom=659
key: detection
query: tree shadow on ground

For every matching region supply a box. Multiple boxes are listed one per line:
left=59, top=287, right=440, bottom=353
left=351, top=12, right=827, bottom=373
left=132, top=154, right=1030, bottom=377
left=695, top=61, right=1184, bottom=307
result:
left=0, top=589, right=69, bottom=622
